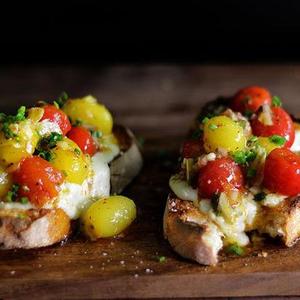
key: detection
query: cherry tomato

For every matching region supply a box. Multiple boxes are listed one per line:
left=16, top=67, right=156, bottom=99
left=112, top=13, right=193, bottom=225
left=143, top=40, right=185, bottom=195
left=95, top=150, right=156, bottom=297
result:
left=251, top=107, right=295, bottom=148
left=263, top=148, right=300, bottom=196
left=182, top=140, right=203, bottom=158
left=40, top=105, right=71, bottom=135
left=13, top=156, right=64, bottom=207
left=231, top=86, right=272, bottom=113
left=198, top=157, right=244, bottom=198
left=67, top=126, right=97, bottom=156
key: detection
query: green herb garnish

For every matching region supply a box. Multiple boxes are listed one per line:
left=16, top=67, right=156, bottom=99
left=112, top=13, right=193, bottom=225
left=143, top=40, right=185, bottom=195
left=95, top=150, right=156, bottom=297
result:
left=157, top=256, right=166, bottom=263
left=208, top=123, right=218, bottom=130
left=232, top=150, right=256, bottom=165
left=0, top=106, right=26, bottom=139
left=269, top=135, right=286, bottom=146
left=226, top=244, right=244, bottom=256
left=6, top=184, right=20, bottom=202
left=35, top=132, right=63, bottom=161
left=53, top=92, right=69, bottom=108
left=72, top=119, right=83, bottom=127
left=254, top=192, right=266, bottom=202
left=53, top=101, right=59, bottom=109
left=191, top=128, right=202, bottom=139
left=90, top=129, right=102, bottom=139
left=202, top=117, right=210, bottom=124
left=74, top=148, right=81, bottom=155
left=246, top=168, right=257, bottom=179
left=244, top=109, right=254, bottom=119
left=248, top=135, right=258, bottom=143
left=20, top=197, right=29, bottom=204
left=272, top=95, right=282, bottom=107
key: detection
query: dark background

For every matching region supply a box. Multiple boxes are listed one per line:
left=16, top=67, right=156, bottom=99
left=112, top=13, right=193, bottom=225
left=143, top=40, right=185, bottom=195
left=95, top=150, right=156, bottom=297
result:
left=2, top=0, right=300, bottom=64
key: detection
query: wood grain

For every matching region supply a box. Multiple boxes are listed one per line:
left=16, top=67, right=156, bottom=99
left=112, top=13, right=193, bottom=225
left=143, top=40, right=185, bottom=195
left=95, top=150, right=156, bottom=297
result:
left=0, top=65, right=300, bottom=299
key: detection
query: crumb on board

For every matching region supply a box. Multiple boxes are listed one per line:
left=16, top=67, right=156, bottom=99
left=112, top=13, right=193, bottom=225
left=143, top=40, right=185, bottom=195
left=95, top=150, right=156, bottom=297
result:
left=257, top=251, right=268, bottom=258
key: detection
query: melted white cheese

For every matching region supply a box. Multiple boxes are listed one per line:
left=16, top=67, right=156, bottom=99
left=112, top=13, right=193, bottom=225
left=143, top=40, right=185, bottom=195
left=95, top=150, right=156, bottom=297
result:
left=169, top=175, right=198, bottom=202
left=36, top=120, right=62, bottom=136
left=291, top=128, right=300, bottom=152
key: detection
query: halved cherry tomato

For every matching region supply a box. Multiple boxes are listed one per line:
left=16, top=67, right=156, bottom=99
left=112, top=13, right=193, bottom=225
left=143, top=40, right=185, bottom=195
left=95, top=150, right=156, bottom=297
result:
left=13, top=156, right=64, bottom=207
left=40, top=105, right=71, bottom=135
left=182, top=140, right=203, bottom=158
left=251, top=107, right=295, bottom=148
left=263, top=148, right=300, bottom=196
left=67, top=126, right=97, bottom=156
left=231, top=86, right=272, bottom=113
left=198, top=157, right=244, bottom=198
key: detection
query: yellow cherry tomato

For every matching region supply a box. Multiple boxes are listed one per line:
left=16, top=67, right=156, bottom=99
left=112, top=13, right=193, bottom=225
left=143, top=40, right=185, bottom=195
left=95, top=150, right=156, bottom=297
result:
left=0, top=166, right=12, bottom=198
left=204, top=116, right=247, bottom=153
left=257, top=137, right=282, bottom=154
left=81, top=195, right=136, bottom=239
left=63, top=95, right=113, bottom=135
left=50, top=137, right=90, bottom=184
left=0, top=120, right=39, bottom=167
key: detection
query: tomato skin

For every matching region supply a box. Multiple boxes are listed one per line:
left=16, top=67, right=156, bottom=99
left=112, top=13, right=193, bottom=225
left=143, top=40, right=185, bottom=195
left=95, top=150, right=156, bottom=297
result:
left=13, top=156, right=64, bottom=207
left=263, top=148, right=300, bottom=196
left=251, top=107, right=295, bottom=148
left=198, top=157, right=244, bottom=198
left=182, top=140, right=203, bottom=158
left=231, top=86, right=272, bottom=113
left=67, top=126, right=97, bottom=156
left=40, top=105, right=71, bottom=135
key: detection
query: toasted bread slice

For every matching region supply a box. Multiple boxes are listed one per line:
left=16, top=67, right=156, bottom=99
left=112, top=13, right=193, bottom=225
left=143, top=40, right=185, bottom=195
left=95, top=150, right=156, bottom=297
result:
left=164, top=194, right=223, bottom=265
left=0, top=126, right=142, bottom=249
left=0, top=208, right=70, bottom=249
left=256, top=196, right=300, bottom=247
left=110, top=125, right=143, bottom=194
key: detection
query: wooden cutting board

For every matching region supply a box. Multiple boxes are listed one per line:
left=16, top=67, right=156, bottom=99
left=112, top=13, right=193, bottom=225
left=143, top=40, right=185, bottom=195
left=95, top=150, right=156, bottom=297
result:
left=1, top=64, right=300, bottom=299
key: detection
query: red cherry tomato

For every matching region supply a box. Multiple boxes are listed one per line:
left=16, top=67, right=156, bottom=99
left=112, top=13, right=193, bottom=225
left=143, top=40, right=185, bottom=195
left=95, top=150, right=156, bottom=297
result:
left=67, top=126, right=97, bottom=156
left=263, top=148, right=300, bottom=196
left=251, top=107, right=295, bottom=147
left=182, top=140, right=203, bottom=158
left=231, top=86, right=272, bottom=113
left=198, top=157, right=244, bottom=198
left=13, top=156, right=64, bottom=207
left=40, top=105, right=71, bottom=135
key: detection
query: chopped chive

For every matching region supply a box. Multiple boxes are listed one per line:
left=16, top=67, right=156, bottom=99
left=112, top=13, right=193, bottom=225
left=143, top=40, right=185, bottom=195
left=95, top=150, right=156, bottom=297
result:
left=246, top=168, right=257, bottom=179
left=272, top=95, right=282, bottom=107
left=226, top=244, right=244, bottom=256
left=20, top=197, right=29, bottom=204
left=53, top=101, right=59, bottom=109
left=0, top=106, right=27, bottom=139
left=202, top=117, right=210, bottom=124
left=244, top=109, right=254, bottom=119
left=53, top=91, right=69, bottom=108
left=248, top=135, right=258, bottom=143
left=232, top=150, right=256, bottom=165
left=157, top=256, right=166, bottom=263
left=74, top=148, right=81, bottom=155
left=208, top=123, right=218, bottom=130
left=269, top=135, right=286, bottom=146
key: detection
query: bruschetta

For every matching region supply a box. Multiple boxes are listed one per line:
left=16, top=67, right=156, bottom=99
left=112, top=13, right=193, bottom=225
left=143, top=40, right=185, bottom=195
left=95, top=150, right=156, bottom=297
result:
left=164, top=86, right=300, bottom=265
left=0, top=94, right=142, bottom=249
